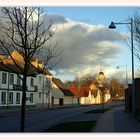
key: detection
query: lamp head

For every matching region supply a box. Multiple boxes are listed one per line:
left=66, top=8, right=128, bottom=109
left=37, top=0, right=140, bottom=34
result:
left=108, top=21, right=116, bottom=29
left=116, top=66, right=120, bottom=69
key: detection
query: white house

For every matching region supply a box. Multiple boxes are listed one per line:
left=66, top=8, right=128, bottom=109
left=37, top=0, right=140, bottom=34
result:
left=69, top=84, right=111, bottom=105
left=35, top=73, right=52, bottom=108
left=0, top=51, right=79, bottom=109
left=35, top=76, right=79, bottom=108
left=51, top=78, right=78, bottom=106
left=0, top=63, right=38, bottom=109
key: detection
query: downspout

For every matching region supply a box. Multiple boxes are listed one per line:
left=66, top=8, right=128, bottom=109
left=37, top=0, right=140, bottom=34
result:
left=48, top=76, right=52, bottom=108
left=7, top=72, right=10, bottom=109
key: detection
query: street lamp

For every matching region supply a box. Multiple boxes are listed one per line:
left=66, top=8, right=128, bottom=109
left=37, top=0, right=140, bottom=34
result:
left=116, top=64, right=128, bottom=87
left=116, top=64, right=128, bottom=106
left=98, top=71, right=105, bottom=112
left=108, top=18, right=135, bottom=118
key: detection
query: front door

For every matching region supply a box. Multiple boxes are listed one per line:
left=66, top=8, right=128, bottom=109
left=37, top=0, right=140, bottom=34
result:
left=59, top=98, right=63, bottom=106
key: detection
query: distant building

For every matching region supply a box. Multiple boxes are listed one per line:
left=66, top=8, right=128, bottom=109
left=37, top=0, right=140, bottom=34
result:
left=69, top=85, right=110, bottom=105
left=69, top=71, right=110, bottom=105
left=51, top=78, right=78, bottom=106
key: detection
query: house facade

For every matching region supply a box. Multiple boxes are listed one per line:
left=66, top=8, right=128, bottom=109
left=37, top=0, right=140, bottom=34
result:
left=0, top=68, right=78, bottom=109
left=0, top=69, right=37, bottom=109
left=0, top=51, right=78, bottom=109
left=51, top=78, right=78, bottom=106
left=69, top=84, right=110, bottom=105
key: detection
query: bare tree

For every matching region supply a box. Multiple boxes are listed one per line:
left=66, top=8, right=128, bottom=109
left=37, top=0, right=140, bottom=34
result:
left=109, top=78, right=125, bottom=98
left=38, top=39, right=63, bottom=109
left=0, top=7, right=60, bottom=132
left=65, top=74, right=97, bottom=87
left=127, top=10, right=140, bottom=67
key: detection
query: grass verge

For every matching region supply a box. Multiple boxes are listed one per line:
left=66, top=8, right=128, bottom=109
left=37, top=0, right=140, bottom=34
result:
left=43, top=121, right=96, bottom=132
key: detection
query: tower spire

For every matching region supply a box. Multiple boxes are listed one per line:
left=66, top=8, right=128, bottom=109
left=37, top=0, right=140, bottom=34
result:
left=100, top=67, right=102, bottom=72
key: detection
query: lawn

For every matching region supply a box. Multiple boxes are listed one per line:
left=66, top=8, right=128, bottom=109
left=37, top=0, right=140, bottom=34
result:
left=44, top=121, right=96, bottom=132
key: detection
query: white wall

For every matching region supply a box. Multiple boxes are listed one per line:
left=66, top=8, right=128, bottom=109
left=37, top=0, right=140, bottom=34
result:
left=73, top=97, right=79, bottom=104
left=54, top=98, right=59, bottom=105
left=35, top=74, right=51, bottom=105
left=0, top=71, right=37, bottom=107
left=80, top=90, right=111, bottom=105
left=0, top=90, right=36, bottom=107
left=0, top=70, right=79, bottom=108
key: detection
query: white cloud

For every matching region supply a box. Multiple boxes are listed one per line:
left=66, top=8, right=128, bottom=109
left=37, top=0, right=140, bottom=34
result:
left=43, top=13, right=129, bottom=81
left=0, top=9, right=128, bottom=81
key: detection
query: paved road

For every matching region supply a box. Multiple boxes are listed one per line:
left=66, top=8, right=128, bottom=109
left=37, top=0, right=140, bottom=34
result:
left=0, top=103, right=122, bottom=132
left=0, top=105, right=102, bottom=132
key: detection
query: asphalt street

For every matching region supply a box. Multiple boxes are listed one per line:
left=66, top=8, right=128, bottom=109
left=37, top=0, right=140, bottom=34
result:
left=0, top=103, right=122, bottom=132
left=0, top=104, right=106, bottom=132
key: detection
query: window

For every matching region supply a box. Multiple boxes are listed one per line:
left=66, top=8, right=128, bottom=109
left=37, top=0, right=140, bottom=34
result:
left=39, top=76, right=42, bottom=84
left=46, top=78, right=51, bottom=88
left=26, top=97, right=29, bottom=101
left=16, top=92, right=20, bottom=104
left=9, top=74, right=14, bottom=85
left=1, top=92, right=6, bottom=104
left=2, top=72, right=7, bottom=84
left=17, top=76, right=20, bottom=85
left=30, top=93, right=33, bottom=103
left=17, top=75, right=21, bottom=85
left=39, top=92, right=41, bottom=99
left=9, top=92, right=13, bottom=104
left=30, top=78, right=34, bottom=87
left=46, top=94, right=48, bottom=98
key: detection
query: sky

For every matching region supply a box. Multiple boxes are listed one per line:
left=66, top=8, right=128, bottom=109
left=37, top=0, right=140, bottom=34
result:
left=0, top=6, right=138, bottom=83
left=42, top=7, right=139, bottom=82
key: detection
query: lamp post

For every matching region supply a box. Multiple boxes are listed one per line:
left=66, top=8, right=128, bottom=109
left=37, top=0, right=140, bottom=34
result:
left=42, top=70, right=45, bottom=109
left=108, top=18, right=135, bottom=118
left=116, top=64, right=128, bottom=87
left=98, top=71, right=105, bottom=112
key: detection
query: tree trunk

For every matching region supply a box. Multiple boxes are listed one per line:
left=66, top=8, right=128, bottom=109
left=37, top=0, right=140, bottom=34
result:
left=20, top=74, right=27, bottom=132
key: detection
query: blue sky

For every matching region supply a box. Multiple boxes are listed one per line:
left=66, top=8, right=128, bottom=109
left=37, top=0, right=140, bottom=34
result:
left=46, top=7, right=136, bottom=26
left=44, top=7, right=139, bottom=82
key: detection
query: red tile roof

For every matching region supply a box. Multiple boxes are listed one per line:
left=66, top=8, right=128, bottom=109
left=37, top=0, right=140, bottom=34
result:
left=69, top=84, right=104, bottom=98
left=69, top=86, right=80, bottom=97
left=69, top=86, right=89, bottom=97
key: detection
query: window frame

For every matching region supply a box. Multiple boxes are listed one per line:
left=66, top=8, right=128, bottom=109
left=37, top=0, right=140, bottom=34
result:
left=9, top=92, right=13, bottom=104
left=1, top=92, right=6, bottom=104
left=2, top=72, right=7, bottom=84
left=39, top=92, right=42, bottom=99
left=30, top=78, right=34, bottom=87
left=16, top=92, right=20, bottom=104
left=30, top=93, right=34, bottom=103
left=9, top=74, right=14, bottom=85
left=17, top=75, right=21, bottom=85
left=39, top=76, right=42, bottom=84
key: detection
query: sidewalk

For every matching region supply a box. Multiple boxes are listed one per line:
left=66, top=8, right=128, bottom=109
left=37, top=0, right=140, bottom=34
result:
left=93, top=106, right=140, bottom=132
